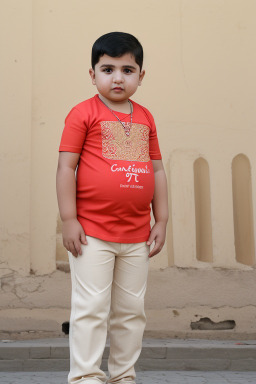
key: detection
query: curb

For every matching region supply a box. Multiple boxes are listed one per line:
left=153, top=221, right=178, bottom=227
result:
left=0, top=338, right=256, bottom=372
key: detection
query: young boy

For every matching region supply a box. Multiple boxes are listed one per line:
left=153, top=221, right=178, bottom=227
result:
left=56, top=32, right=168, bottom=384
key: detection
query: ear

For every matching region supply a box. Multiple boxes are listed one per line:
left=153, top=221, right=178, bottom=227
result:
left=89, top=68, right=96, bottom=85
left=138, top=69, right=145, bottom=86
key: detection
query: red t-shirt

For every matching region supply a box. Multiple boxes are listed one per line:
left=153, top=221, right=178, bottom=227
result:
left=59, top=94, right=162, bottom=243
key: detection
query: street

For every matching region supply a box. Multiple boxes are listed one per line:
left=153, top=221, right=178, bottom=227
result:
left=1, top=371, right=256, bottom=384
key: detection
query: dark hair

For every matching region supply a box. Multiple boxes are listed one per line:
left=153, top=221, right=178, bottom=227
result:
left=91, top=32, right=143, bottom=70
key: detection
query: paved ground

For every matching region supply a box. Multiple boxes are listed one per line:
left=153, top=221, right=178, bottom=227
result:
left=1, top=371, right=256, bottom=384
left=1, top=337, right=256, bottom=372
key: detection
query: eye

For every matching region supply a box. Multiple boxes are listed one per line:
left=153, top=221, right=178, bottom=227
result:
left=103, top=67, right=112, bottom=73
left=123, top=68, right=132, bottom=74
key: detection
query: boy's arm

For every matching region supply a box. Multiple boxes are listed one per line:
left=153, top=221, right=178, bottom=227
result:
left=56, top=152, right=87, bottom=257
left=147, top=159, right=169, bottom=258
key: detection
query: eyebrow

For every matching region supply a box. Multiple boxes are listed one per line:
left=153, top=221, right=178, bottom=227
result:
left=100, top=64, right=137, bottom=70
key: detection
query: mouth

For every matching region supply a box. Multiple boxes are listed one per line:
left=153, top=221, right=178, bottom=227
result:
left=112, top=87, right=124, bottom=91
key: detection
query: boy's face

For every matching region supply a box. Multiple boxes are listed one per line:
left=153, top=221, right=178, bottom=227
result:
left=89, top=53, right=145, bottom=104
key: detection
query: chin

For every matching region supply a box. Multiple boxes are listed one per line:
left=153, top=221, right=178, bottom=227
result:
left=109, top=95, right=129, bottom=102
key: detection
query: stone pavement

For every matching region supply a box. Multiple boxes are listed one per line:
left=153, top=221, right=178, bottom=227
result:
left=1, top=338, right=256, bottom=371
left=1, top=371, right=256, bottom=384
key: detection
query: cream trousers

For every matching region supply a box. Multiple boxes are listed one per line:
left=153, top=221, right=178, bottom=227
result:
left=68, top=235, right=150, bottom=384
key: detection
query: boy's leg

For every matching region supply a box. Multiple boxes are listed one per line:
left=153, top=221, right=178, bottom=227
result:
left=68, top=236, right=117, bottom=384
left=107, top=242, right=150, bottom=384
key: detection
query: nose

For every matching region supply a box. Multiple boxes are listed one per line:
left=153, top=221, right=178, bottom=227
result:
left=113, top=70, right=124, bottom=84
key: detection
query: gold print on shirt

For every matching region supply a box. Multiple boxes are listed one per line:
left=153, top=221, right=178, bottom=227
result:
left=101, top=121, right=150, bottom=162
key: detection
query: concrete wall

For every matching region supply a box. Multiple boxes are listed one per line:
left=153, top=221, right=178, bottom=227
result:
left=1, top=0, right=256, bottom=338
left=1, top=0, right=32, bottom=277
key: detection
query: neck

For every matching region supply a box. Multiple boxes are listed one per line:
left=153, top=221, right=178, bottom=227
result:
left=98, top=94, right=132, bottom=113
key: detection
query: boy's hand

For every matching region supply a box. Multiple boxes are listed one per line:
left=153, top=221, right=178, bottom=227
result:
left=147, top=221, right=167, bottom=258
left=62, top=218, right=87, bottom=257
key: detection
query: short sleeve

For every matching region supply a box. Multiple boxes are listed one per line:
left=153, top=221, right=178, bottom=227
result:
left=59, top=107, right=88, bottom=153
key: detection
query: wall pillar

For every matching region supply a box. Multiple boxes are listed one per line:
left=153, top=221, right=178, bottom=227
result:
left=170, top=149, right=198, bottom=268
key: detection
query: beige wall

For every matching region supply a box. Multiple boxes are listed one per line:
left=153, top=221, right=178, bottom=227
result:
left=1, top=0, right=256, bottom=276
left=1, top=1, right=33, bottom=276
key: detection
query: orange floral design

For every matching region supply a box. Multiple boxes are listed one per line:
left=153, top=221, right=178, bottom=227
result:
left=101, top=121, right=150, bottom=162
